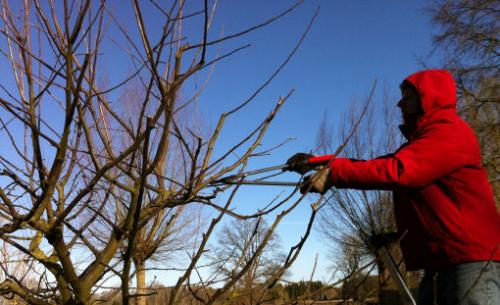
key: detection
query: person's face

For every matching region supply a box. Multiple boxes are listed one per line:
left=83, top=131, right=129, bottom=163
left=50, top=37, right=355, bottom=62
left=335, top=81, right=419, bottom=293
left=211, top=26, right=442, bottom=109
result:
left=397, top=86, right=422, bottom=117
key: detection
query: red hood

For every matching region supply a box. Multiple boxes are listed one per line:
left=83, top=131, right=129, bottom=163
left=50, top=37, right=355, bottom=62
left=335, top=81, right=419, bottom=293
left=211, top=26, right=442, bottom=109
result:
left=404, top=69, right=457, bottom=115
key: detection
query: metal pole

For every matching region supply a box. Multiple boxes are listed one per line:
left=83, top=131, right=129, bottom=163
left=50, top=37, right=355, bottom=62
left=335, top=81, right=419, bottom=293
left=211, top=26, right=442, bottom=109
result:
left=239, top=164, right=289, bottom=176
left=377, top=247, right=417, bottom=305
left=219, top=180, right=298, bottom=186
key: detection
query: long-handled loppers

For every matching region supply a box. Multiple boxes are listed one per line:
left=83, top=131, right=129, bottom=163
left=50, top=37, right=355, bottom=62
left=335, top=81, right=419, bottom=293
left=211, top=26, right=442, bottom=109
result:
left=210, top=154, right=335, bottom=187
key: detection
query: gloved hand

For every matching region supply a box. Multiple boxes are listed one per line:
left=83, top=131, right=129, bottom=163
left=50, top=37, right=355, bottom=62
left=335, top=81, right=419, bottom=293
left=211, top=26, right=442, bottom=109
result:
left=286, top=153, right=315, bottom=174
left=369, top=232, right=401, bottom=250
left=300, top=167, right=333, bottom=194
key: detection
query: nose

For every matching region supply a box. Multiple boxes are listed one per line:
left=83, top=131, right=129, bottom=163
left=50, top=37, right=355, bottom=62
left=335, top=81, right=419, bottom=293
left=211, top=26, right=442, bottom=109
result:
left=397, top=98, right=404, bottom=108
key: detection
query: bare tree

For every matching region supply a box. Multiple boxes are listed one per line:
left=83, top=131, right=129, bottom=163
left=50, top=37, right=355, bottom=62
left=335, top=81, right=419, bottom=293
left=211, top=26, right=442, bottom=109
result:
left=0, top=1, right=319, bottom=305
left=0, top=242, right=33, bottom=305
left=429, top=0, right=500, bottom=207
left=127, top=204, right=201, bottom=305
left=208, top=218, right=285, bottom=305
left=113, top=80, right=205, bottom=305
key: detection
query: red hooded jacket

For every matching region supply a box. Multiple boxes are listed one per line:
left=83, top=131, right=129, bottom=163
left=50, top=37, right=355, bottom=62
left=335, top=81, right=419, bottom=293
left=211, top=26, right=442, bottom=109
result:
left=327, top=69, right=500, bottom=270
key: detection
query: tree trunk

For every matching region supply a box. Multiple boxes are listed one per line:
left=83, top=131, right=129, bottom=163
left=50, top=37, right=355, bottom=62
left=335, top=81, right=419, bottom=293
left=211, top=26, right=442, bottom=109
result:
left=377, top=261, right=392, bottom=305
left=136, top=261, right=147, bottom=305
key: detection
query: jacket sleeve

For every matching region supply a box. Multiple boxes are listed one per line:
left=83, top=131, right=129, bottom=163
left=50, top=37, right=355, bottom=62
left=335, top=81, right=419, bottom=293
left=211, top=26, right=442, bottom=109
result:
left=328, top=122, right=477, bottom=190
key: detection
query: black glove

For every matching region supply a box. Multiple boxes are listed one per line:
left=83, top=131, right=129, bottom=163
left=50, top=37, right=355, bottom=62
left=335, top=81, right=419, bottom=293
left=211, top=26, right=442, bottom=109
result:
left=369, top=232, right=401, bottom=250
left=286, top=153, right=315, bottom=174
left=299, top=168, right=333, bottom=194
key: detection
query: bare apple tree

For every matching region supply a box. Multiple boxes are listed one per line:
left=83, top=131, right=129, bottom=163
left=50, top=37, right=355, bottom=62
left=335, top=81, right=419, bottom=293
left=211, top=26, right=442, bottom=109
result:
left=0, top=1, right=319, bottom=305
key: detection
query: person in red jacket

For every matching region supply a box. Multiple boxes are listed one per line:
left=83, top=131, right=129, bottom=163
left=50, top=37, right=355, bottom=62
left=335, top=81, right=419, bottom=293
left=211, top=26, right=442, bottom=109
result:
left=294, top=69, right=500, bottom=305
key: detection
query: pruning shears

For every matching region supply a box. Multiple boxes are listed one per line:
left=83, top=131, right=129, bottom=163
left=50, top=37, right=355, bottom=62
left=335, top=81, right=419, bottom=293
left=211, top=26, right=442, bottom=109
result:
left=211, top=80, right=377, bottom=188
left=210, top=154, right=336, bottom=187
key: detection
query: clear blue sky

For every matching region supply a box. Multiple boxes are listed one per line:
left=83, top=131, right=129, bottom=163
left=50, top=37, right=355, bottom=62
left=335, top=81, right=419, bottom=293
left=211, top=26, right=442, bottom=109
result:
left=0, top=0, right=445, bottom=286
